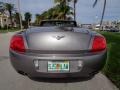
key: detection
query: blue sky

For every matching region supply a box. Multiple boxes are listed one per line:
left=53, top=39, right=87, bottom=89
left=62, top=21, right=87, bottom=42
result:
left=1, top=0, right=120, bottom=24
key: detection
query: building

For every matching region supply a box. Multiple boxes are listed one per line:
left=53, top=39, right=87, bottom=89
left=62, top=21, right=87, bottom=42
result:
left=0, top=13, right=11, bottom=28
left=94, top=21, right=119, bottom=31
left=81, top=24, right=93, bottom=29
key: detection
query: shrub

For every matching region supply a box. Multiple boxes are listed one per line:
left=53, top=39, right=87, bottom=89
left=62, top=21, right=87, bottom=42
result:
left=101, top=32, right=120, bottom=88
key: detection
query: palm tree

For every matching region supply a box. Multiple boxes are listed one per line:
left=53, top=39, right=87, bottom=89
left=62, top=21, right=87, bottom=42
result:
left=54, top=0, right=67, bottom=4
left=34, top=0, right=74, bottom=24
left=0, top=2, right=15, bottom=27
left=24, top=12, right=32, bottom=28
left=13, top=12, right=22, bottom=28
left=5, top=3, right=14, bottom=27
left=35, top=14, right=41, bottom=24
left=0, top=2, right=4, bottom=28
left=0, top=2, right=5, bottom=14
left=93, top=0, right=107, bottom=29
left=73, top=0, right=77, bottom=20
left=54, top=0, right=72, bottom=20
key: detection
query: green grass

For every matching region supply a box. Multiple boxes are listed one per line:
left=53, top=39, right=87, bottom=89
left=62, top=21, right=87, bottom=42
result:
left=0, top=29, right=20, bottom=33
left=100, top=32, right=120, bottom=88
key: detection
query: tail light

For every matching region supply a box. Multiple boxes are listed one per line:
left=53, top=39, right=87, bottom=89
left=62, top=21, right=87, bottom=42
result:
left=10, top=35, right=26, bottom=53
left=91, top=36, right=106, bottom=52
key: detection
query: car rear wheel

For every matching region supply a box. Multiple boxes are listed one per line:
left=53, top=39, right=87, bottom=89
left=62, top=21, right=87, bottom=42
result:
left=17, top=70, right=27, bottom=76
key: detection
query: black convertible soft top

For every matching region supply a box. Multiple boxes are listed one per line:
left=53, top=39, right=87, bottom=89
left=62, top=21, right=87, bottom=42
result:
left=40, top=20, right=77, bottom=27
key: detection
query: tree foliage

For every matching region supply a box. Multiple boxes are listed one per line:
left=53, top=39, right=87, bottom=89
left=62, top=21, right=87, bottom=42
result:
left=0, top=2, right=15, bottom=27
left=5, top=3, right=14, bottom=27
left=24, top=12, right=32, bottom=28
left=93, top=0, right=107, bottom=28
left=35, top=0, right=75, bottom=25
left=0, top=2, right=5, bottom=13
left=13, top=12, right=22, bottom=27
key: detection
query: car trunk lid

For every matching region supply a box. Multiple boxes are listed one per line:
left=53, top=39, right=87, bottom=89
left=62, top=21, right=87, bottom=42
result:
left=25, top=27, right=92, bottom=53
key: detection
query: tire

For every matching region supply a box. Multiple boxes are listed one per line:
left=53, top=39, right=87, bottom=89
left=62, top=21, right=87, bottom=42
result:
left=17, top=70, right=27, bottom=76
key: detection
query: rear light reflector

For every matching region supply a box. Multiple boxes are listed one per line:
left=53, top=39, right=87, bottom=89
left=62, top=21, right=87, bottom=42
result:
left=91, top=36, right=106, bottom=52
left=10, top=35, right=26, bottom=53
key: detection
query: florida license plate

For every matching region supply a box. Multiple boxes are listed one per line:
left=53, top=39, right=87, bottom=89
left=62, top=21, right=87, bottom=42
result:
left=48, top=61, right=69, bottom=72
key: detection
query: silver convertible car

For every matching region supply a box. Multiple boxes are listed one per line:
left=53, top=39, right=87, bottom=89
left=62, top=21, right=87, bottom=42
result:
left=9, top=20, right=107, bottom=78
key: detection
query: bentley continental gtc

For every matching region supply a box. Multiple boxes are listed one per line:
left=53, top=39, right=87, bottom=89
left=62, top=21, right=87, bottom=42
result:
left=9, top=20, right=107, bottom=78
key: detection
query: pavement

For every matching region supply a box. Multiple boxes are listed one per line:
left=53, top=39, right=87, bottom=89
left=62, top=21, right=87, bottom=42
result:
left=0, top=32, right=118, bottom=90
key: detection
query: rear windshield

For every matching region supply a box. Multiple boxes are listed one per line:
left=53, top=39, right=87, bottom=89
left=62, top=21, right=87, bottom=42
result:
left=40, top=21, right=77, bottom=27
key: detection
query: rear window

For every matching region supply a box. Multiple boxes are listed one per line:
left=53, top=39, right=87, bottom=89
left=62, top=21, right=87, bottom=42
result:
left=40, top=21, right=77, bottom=27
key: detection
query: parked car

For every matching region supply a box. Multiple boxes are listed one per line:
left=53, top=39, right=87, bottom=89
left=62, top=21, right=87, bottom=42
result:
left=108, top=28, right=119, bottom=32
left=9, top=20, right=107, bottom=78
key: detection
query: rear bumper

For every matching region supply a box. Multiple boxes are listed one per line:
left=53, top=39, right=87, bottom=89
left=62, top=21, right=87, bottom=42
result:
left=9, top=50, right=107, bottom=78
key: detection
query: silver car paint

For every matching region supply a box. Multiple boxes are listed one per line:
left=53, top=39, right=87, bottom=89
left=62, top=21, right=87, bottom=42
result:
left=10, top=26, right=107, bottom=78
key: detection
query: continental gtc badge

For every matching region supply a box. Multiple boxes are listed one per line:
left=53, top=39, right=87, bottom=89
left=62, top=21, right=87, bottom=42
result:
left=52, top=35, right=65, bottom=40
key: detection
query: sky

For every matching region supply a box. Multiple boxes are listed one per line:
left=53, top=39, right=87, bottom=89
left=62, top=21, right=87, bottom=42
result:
left=1, top=0, right=120, bottom=24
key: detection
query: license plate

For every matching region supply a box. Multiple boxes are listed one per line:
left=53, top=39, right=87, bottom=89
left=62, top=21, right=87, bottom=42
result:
left=48, top=61, right=69, bottom=72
